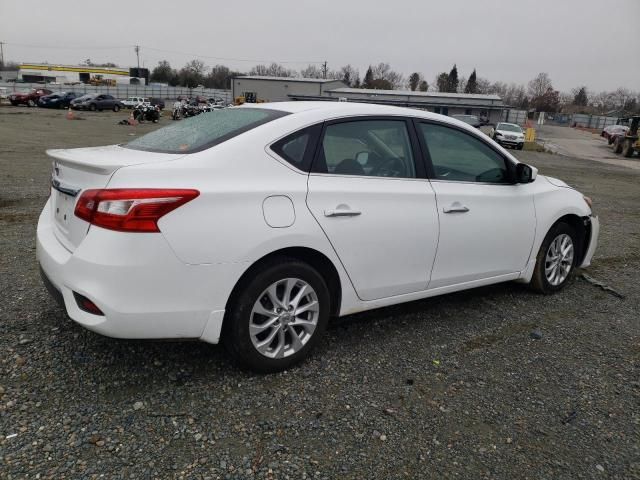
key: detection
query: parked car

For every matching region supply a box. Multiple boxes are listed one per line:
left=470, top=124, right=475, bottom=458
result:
left=492, top=122, right=525, bottom=150
left=8, top=88, right=53, bottom=107
left=149, top=97, right=165, bottom=110
left=38, top=92, right=79, bottom=109
left=37, top=102, right=598, bottom=372
left=0, top=86, right=8, bottom=100
left=72, top=94, right=123, bottom=112
left=121, top=96, right=150, bottom=109
left=451, top=114, right=482, bottom=128
left=601, top=124, right=629, bottom=145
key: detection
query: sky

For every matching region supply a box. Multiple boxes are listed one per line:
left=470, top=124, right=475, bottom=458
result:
left=1, top=0, right=638, bottom=93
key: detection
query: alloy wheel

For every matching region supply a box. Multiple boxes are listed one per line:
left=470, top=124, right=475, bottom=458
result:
left=544, top=234, right=574, bottom=286
left=249, top=278, right=319, bottom=359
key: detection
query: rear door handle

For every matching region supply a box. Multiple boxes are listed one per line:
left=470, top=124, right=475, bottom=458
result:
left=324, top=206, right=361, bottom=217
left=443, top=202, right=470, bottom=214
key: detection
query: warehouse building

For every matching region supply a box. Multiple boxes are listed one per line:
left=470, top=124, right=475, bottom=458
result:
left=17, top=64, right=149, bottom=85
left=232, top=76, right=347, bottom=103
left=307, top=88, right=505, bottom=123
left=232, top=76, right=505, bottom=123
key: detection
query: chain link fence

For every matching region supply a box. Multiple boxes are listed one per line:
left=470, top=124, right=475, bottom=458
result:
left=0, top=82, right=232, bottom=103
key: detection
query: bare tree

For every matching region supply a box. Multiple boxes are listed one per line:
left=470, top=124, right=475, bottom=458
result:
left=339, top=65, right=360, bottom=87
left=300, top=64, right=324, bottom=79
left=611, top=87, right=632, bottom=109
left=249, top=63, right=296, bottom=78
left=371, top=63, right=404, bottom=89
left=527, top=72, right=553, bottom=98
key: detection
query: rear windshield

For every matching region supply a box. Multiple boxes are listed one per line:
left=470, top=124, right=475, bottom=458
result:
left=123, top=108, right=289, bottom=154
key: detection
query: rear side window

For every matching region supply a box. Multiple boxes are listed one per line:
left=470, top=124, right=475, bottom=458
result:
left=124, top=108, right=289, bottom=154
left=271, top=125, right=320, bottom=172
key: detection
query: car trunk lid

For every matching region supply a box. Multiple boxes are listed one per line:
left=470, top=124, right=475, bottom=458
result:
left=47, top=145, right=185, bottom=251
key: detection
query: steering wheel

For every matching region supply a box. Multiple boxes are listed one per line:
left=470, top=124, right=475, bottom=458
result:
left=372, top=157, right=406, bottom=177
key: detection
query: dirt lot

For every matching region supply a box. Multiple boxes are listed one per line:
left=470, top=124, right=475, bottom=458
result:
left=1, top=107, right=639, bottom=479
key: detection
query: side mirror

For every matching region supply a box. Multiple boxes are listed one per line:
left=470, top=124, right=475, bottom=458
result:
left=516, top=163, right=537, bottom=183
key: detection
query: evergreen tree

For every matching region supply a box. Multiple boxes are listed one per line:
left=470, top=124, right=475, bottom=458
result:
left=465, top=69, right=478, bottom=94
left=363, top=66, right=374, bottom=88
left=447, top=64, right=459, bottom=93
left=408, top=72, right=420, bottom=91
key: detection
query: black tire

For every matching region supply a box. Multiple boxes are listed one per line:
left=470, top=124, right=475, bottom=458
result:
left=530, top=222, right=578, bottom=294
left=612, top=137, right=623, bottom=154
left=622, top=139, right=634, bottom=158
left=607, top=136, right=614, bottom=145
left=89, top=103, right=97, bottom=112
left=113, top=104, right=120, bottom=112
left=223, top=258, right=330, bottom=373
left=517, top=144, right=524, bottom=150
left=27, top=99, right=36, bottom=107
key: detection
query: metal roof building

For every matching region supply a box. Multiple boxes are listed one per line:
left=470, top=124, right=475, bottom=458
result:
left=232, top=76, right=506, bottom=123
left=232, top=76, right=347, bottom=103
left=293, top=87, right=505, bottom=123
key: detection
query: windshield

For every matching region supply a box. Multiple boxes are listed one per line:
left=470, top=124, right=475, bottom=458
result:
left=123, top=107, right=289, bottom=154
left=497, top=123, right=522, bottom=132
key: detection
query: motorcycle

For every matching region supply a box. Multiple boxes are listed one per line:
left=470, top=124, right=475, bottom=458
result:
left=133, top=104, right=160, bottom=123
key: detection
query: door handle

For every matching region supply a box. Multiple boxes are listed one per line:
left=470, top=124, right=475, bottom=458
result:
left=324, top=207, right=361, bottom=217
left=443, top=203, right=470, bottom=214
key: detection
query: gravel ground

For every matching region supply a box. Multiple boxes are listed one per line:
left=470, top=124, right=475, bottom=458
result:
left=1, top=107, right=639, bottom=479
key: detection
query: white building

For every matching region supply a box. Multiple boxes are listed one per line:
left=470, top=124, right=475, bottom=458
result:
left=18, top=64, right=148, bottom=85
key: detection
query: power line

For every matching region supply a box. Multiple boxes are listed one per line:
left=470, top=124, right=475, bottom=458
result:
left=141, top=45, right=323, bottom=65
left=3, top=41, right=323, bottom=65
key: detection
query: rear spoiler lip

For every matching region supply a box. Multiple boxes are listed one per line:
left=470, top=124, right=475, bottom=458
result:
left=45, top=145, right=186, bottom=176
left=46, top=146, right=128, bottom=175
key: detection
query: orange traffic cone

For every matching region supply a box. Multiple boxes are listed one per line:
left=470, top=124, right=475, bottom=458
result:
left=66, top=107, right=74, bottom=120
left=128, top=111, right=138, bottom=126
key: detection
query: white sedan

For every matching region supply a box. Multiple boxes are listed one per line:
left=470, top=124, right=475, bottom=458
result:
left=492, top=122, right=526, bottom=149
left=37, top=102, right=599, bottom=372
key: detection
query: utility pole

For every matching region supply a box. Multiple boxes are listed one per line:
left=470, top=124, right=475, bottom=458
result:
left=134, top=45, right=140, bottom=70
left=0, top=41, right=5, bottom=68
left=322, top=61, right=327, bottom=79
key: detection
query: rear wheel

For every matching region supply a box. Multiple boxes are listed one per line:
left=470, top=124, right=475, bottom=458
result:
left=223, top=258, right=330, bottom=373
left=530, top=222, right=577, bottom=294
left=612, top=137, right=624, bottom=154
left=27, top=99, right=36, bottom=107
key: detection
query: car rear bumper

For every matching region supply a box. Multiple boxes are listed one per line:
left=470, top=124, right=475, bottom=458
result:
left=36, top=200, right=235, bottom=344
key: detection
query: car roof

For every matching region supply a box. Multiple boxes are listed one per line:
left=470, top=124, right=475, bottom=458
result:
left=241, top=101, right=480, bottom=130
left=497, top=122, right=520, bottom=127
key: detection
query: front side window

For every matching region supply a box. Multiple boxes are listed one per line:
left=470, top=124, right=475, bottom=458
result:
left=315, top=120, right=416, bottom=178
left=420, top=123, right=510, bottom=183
left=124, top=107, right=288, bottom=154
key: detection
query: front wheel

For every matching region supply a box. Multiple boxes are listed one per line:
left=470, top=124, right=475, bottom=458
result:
left=223, top=259, right=330, bottom=372
left=612, top=137, right=623, bottom=154
left=622, top=139, right=635, bottom=158
left=27, top=99, right=36, bottom=107
left=530, top=222, right=578, bottom=294
left=89, top=103, right=97, bottom=111
left=113, top=104, right=120, bottom=112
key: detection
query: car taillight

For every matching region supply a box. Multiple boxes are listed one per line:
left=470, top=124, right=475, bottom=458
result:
left=74, top=188, right=199, bottom=233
